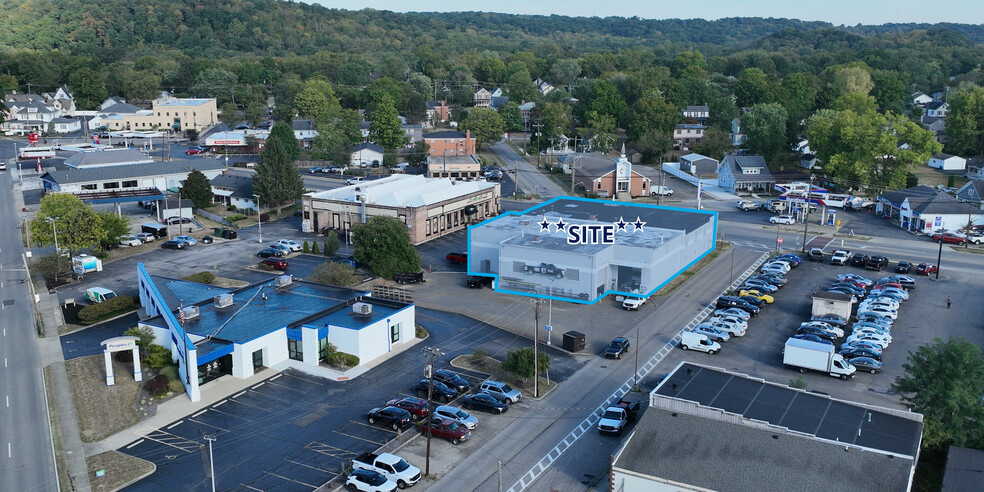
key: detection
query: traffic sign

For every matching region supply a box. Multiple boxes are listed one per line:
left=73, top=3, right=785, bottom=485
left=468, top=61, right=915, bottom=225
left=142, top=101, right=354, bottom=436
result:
left=777, top=238, right=783, bottom=244
left=544, top=324, right=552, bottom=331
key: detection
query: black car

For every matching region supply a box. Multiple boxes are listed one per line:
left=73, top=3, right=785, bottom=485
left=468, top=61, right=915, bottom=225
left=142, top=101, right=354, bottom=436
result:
left=839, top=347, right=883, bottom=361
left=466, top=276, right=493, bottom=288
left=604, top=337, right=631, bottom=359
left=462, top=393, right=508, bottom=414
left=160, top=240, right=185, bottom=249
left=865, top=256, right=889, bottom=271
left=432, top=370, right=470, bottom=393
left=738, top=295, right=767, bottom=308
left=878, top=275, right=916, bottom=289
left=796, top=326, right=838, bottom=341
left=895, top=261, right=912, bottom=273
left=810, top=314, right=848, bottom=328
left=257, top=248, right=286, bottom=258
left=849, top=254, right=870, bottom=267
left=792, top=334, right=833, bottom=345
left=366, top=406, right=413, bottom=430
left=830, top=283, right=866, bottom=296
left=716, top=296, right=760, bottom=315
left=411, top=379, right=457, bottom=403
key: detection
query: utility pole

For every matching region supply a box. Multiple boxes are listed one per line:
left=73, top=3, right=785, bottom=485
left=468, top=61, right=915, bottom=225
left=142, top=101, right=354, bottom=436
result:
left=498, top=459, right=503, bottom=492
left=204, top=433, right=217, bottom=492
left=422, top=346, right=444, bottom=476
left=532, top=123, right=543, bottom=168
left=801, top=173, right=815, bottom=253
left=531, top=299, right=544, bottom=398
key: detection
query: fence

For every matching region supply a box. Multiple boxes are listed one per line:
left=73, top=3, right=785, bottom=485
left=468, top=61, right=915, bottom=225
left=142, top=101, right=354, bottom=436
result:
left=194, top=208, right=235, bottom=227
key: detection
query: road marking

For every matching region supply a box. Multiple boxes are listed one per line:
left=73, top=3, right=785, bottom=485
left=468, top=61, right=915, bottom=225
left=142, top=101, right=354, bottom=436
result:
left=5, top=395, right=8, bottom=407
left=214, top=399, right=227, bottom=407
left=192, top=410, right=207, bottom=418
left=126, top=439, right=146, bottom=449
left=284, top=459, right=329, bottom=473
left=331, top=429, right=386, bottom=446
left=261, top=471, right=317, bottom=489
left=232, top=390, right=247, bottom=398
left=7, top=442, right=11, bottom=458
left=166, top=420, right=184, bottom=429
left=506, top=253, right=770, bottom=492
left=238, top=484, right=264, bottom=491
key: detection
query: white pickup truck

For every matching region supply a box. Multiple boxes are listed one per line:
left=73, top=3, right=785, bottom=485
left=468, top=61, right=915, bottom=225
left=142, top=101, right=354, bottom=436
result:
left=830, top=250, right=851, bottom=266
left=351, top=452, right=421, bottom=489
left=622, top=296, right=648, bottom=311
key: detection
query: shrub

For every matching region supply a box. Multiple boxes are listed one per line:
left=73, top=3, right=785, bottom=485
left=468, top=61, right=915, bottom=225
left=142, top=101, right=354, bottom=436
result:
left=502, top=347, right=550, bottom=382
left=78, top=295, right=135, bottom=323
left=144, top=344, right=173, bottom=370
left=328, top=351, right=359, bottom=368
left=114, top=351, right=133, bottom=363
left=470, top=349, right=487, bottom=364
left=415, top=325, right=427, bottom=338
left=124, top=326, right=155, bottom=354
left=227, top=205, right=237, bottom=211
left=93, top=251, right=109, bottom=259
left=144, top=375, right=169, bottom=396
left=182, top=271, right=216, bottom=284
left=160, top=365, right=179, bottom=381
left=789, top=377, right=807, bottom=389
left=259, top=213, right=270, bottom=223
left=311, top=241, right=320, bottom=254
left=302, top=241, right=310, bottom=253
left=167, top=380, right=185, bottom=394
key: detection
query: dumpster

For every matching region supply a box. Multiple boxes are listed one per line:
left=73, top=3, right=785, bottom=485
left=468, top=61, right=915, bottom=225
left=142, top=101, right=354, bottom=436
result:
left=222, top=229, right=238, bottom=239
left=563, top=331, right=586, bottom=352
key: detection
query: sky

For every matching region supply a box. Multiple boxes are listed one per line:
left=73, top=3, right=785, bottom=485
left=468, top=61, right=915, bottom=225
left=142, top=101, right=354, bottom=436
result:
left=306, top=0, right=982, bottom=26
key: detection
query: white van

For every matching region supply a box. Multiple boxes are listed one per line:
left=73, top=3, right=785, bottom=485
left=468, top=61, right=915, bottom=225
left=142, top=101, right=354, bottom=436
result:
left=680, top=331, right=721, bottom=354
left=650, top=186, right=674, bottom=196
left=85, top=287, right=117, bottom=304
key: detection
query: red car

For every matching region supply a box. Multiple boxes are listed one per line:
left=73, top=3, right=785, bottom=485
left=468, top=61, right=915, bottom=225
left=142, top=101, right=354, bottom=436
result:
left=915, top=263, right=938, bottom=275
left=386, top=397, right=429, bottom=420
left=184, top=148, right=204, bottom=155
left=420, top=416, right=472, bottom=445
left=931, top=232, right=967, bottom=245
left=260, top=258, right=288, bottom=270
left=446, top=252, right=467, bottom=264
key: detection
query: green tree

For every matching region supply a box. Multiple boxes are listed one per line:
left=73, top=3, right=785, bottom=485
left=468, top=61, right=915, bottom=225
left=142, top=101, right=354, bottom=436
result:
left=582, top=80, right=627, bottom=126
left=405, top=141, right=430, bottom=166
left=67, top=67, right=107, bottom=111
left=34, top=254, right=73, bottom=279
left=807, top=109, right=942, bottom=188
left=734, top=68, right=777, bottom=108
left=218, top=102, right=240, bottom=128
left=475, top=57, right=507, bottom=85
left=123, top=327, right=156, bottom=357
left=292, top=78, right=339, bottom=120
left=460, top=107, right=505, bottom=149
left=123, top=70, right=161, bottom=104
left=892, top=338, right=984, bottom=449
left=351, top=216, right=420, bottom=279
left=267, top=121, right=300, bottom=161
left=780, top=72, right=820, bottom=141
left=498, top=102, right=525, bottom=133
left=626, top=92, right=679, bottom=142
left=635, top=129, right=673, bottom=164
left=505, top=65, right=538, bottom=103
left=244, top=103, right=267, bottom=128
left=252, top=138, right=305, bottom=214
left=96, top=210, right=131, bottom=249
left=324, top=230, right=341, bottom=256
left=670, top=50, right=707, bottom=79
left=368, top=95, right=406, bottom=151
left=308, top=261, right=358, bottom=287
left=870, top=70, right=910, bottom=115
left=536, top=102, right=573, bottom=152
left=946, top=87, right=984, bottom=156
left=550, top=58, right=581, bottom=89
left=742, top=103, right=788, bottom=164
left=30, top=194, right=104, bottom=254
left=693, top=127, right=733, bottom=161
left=580, top=111, right=617, bottom=153
left=191, top=68, right=238, bottom=105
left=502, top=347, right=551, bottom=382
left=179, top=169, right=215, bottom=209
left=311, top=107, right=361, bottom=165
left=831, top=66, right=874, bottom=97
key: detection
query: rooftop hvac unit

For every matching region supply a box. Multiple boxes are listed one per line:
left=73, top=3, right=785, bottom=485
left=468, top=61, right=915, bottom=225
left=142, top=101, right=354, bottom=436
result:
left=352, top=302, right=373, bottom=315
left=214, top=294, right=234, bottom=308
left=275, top=275, right=293, bottom=287
left=180, top=305, right=200, bottom=320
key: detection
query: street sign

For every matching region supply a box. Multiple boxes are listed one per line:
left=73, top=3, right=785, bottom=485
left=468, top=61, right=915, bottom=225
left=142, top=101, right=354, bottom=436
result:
left=544, top=324, right=552, bottom=331
left=777, top=238, right=783, bottom=244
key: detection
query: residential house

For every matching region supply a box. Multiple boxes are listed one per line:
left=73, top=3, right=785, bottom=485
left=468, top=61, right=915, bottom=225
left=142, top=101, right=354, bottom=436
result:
left=402, top=124, right=423, bottom=143
left=729, top=117, right=747, bottom=146
left=3, top=93, right=67, bottom=135
left=928, top=153, right=966, bottom=171
left=679, top=153, right=719, bottom=175
left=569, top=146, right=652, bottom=198
left=717, top=154, right=775, bottom=194
left=926, top=101, right=949, bottom=118
left=682, top=105, right=709, bottom=123
left=533, top=78, right=554, bottom=96
left=921, top=115, right=946, bottom=143
left=351, top=142, right=384, bottom=168
left=673, top=124, right=706, bottom=150
left=955, top=179, right=984, bottom=207
left=966, top=158, right=984, bottom=180
left=473, top=88, right=492, bottom=108
left=100, top=97, right=128, bottom=111
left=518, top=102, right=535, bottom=131
left=876, top=185, right=983, bottom=232
left=44, top=87, right=76, bottom=115
left=50, top=117, right=82, bottom=134
left=610, top=362, right=923, bottom=492
left=800, top=154, right=818, bottom=170
left=423, top=130, right=476, bottom=157
left=209, top=173, right=257, bottom=211
left=912, top=92, right=933, bottom=106
left=292, top=120, right=317, bottom=150
left=425, top=100, right=451, bottom=125
left=490, top=88, right=509, bottom=109
left=427, top=154, right=482, bottom=180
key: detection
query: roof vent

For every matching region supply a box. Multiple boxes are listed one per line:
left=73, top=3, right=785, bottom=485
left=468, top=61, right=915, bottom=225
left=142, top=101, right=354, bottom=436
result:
left=274, top=275, right=293, bottom=287
left=214, top=294, right=234, bottom=308
left=180, top=305, right=199, bottom=320
left=352, top=302, right=373, bottom=315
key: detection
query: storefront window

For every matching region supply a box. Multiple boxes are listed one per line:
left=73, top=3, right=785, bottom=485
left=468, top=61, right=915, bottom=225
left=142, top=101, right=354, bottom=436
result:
left=288, top=340, right=303, bottom=361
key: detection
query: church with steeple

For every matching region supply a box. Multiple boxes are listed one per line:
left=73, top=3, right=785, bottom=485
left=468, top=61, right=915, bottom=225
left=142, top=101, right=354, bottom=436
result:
left=566, top=144, right=653, bottom=199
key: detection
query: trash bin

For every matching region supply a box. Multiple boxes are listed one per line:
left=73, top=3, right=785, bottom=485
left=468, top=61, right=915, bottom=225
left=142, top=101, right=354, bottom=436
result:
left=563, top=331, right=586, bottom=352
left=201, top=236, right=213, bottom=244
left=223, top=229, right=238, bottom=239
left=213, top=227, right=225, bottom=235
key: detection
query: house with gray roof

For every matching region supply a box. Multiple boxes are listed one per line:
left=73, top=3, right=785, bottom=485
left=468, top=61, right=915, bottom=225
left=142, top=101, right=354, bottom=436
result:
left=41, top=158, right=226, bottom=205
left=4, top=92, right=70, bottom=135
left=679, top=153, right=718, bottom=175
left=717, top=154, right=775, bottom=194
left=567, top=148, right=652, bottom=198
left=209, top=173, right=257, bottom=211
left=955, top=179, right=984, bottom=208
left=877, top=185, right=983, bottom=232
left=611, top=362, right=923, bottom=492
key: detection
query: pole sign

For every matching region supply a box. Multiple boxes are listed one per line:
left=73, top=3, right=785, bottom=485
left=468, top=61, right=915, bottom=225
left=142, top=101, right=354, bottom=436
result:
left=544, top=324, right=552, bottom=331
left=777, top=238, right=783, bottom=244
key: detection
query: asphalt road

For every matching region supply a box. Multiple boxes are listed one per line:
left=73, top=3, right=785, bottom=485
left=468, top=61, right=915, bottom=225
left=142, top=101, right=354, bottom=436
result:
left=0, top=170, right=59, bottom=492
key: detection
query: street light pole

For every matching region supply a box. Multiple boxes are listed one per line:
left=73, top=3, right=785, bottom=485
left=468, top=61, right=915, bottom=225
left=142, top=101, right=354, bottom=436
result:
left=253, top=194, right=262, bottom=243
left=204, top=433, right=217, bottom=492
left=801, top=173, right=816, bottom=253
left=936, top=228, right=944, bottom=280
left=46, top=217, right=60, bottom=253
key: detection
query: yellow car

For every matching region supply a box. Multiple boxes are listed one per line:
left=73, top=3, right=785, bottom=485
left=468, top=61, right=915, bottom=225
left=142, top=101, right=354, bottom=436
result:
left=739, top=289, right=774, bottom=304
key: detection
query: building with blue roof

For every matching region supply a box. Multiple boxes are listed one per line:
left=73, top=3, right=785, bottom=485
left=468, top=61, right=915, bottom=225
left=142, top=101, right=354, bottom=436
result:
left=136, top=264, right=416, bottom=402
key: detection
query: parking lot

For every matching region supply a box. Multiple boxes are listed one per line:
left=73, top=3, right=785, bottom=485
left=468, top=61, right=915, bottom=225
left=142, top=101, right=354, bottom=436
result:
left=117, top=307, right=580, bottom=491
left=649, top=253, right=984, bottom=410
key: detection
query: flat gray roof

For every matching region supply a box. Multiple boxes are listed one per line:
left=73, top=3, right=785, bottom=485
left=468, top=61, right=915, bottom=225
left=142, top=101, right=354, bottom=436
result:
left=517, top=197, right=714, bottom=234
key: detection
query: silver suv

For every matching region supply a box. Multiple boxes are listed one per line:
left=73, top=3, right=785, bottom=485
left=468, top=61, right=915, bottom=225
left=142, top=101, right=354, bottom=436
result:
left=480, top=380, right=521, bottom=404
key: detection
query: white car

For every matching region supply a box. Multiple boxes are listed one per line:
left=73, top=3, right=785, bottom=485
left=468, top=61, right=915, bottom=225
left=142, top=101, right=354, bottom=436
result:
left=347, top=176, right=365, bottom=185
left=118, top=235, right=143, bottom=246
left=852, top=327, right=893, bottom=342
left=770, top=215, right=795, bottom=225
left=434, top=406, right=478, bottom=430
left=837, top=274, right=873, bottom=286
left=708, top=315, right=748, bottom=331
left=761, top=265, right=788, bottom=276
left=857, top=307, right=898, bottom=320
left=762, top=261, right=791, bottom=273
left=694, top=324, right=730, bottom=342
left=870, top=287, right=909, bottom=300
left=276, top=239, right=302, bottom=252
left=847, top=333, right=891, bottom=348
left=714, top=308, right=750, bottom=321
left=800, top=322, right=844, bottom=338
left=135, top=232, right=156, bottom=242
left=705, top=320, right=746, bottom=337
left=859, top=299, right=899, bottom=311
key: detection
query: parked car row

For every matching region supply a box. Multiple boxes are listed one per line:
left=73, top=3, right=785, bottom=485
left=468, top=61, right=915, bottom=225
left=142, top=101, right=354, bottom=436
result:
left=256, top=239, right=303, bottom=259
left=691, top=254, right=802, bottom=354
left=160, top=235, right=198, bottom=250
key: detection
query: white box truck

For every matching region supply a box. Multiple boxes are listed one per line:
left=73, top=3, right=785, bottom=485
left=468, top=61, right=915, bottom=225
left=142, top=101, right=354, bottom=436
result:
left=783, top=338, right=856, bottom=380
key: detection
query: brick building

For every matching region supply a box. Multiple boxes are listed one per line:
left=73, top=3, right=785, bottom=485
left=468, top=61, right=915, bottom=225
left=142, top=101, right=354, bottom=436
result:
left=423, top=130, right=477, bottom=157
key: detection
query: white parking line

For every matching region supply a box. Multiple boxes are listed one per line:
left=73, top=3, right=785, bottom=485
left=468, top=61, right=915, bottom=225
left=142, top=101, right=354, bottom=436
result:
left=506, top=253, right=770, bottom=492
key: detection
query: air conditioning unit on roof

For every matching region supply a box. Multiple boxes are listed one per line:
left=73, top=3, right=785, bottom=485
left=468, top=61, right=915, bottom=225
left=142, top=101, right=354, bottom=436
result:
left=352, top=302, right=373, bottom=315
left=180, top=305, right=199, bottom=320
left=214, top=294, right=234, bottom=308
